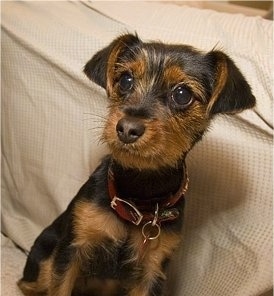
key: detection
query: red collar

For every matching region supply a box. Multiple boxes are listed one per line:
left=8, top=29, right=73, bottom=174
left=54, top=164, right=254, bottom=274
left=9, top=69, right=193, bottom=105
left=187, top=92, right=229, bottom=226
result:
left=108, top=164, right=189, bottom=226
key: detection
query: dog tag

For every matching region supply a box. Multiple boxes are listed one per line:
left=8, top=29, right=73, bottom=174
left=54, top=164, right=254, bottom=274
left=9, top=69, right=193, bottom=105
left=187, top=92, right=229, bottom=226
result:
left=159, top=208, right=180, bottom=221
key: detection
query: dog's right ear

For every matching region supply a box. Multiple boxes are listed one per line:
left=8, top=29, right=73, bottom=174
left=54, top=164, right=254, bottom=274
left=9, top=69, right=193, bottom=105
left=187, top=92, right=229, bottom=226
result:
left=84, top=34, right=141, bottom=90
left=206, top=51, right=256, bottom=115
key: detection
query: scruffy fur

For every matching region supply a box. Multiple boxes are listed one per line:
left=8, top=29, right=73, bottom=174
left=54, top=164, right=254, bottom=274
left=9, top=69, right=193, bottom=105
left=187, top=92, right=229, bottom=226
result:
left=18, top=34, right=255, bottom=296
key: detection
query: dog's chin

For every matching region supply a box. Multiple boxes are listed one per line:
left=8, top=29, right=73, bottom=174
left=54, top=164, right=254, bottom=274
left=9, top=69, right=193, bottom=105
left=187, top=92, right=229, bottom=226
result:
left=112, top=152, right=167, bottom=171
left=109, top=143, right=182, bottom=171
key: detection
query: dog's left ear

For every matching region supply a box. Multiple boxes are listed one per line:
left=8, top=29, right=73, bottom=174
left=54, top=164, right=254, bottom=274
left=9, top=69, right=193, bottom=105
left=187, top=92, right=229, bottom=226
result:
left=84, top=34, right=141, bottom=90
left=206, top=51, right=256, bottom=115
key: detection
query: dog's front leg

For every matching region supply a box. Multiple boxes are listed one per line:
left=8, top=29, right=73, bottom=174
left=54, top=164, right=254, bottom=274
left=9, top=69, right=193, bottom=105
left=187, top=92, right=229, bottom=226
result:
left=48, top=244, right=79, bottom=296
left=127, top=230, right=180, bottom=296
left=127, top=274, right=166, bottom=296
left=127, top=256, right=168, bottom=296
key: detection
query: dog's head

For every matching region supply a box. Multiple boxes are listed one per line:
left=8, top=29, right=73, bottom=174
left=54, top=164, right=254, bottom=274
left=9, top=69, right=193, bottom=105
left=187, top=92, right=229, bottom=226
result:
left=84, top=34, right=255, bottom=170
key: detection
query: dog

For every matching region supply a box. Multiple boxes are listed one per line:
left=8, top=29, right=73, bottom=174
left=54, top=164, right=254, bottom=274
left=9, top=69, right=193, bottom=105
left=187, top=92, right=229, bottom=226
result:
left=18, top=33, right=256, bottom=296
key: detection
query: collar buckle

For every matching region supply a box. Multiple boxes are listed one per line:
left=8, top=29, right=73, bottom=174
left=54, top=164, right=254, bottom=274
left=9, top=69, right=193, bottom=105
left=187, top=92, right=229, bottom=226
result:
left=111, top=196, right=143, bottom=226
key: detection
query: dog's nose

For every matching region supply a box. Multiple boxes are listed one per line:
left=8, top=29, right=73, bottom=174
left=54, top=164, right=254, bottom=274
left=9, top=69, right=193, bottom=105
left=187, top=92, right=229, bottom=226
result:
left=116, top=117, right=145, bottom=144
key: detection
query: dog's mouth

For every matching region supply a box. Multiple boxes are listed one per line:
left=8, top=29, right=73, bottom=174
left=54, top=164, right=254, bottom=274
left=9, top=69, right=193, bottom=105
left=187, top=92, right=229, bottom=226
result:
left=102, top=115, right=189, bottom=170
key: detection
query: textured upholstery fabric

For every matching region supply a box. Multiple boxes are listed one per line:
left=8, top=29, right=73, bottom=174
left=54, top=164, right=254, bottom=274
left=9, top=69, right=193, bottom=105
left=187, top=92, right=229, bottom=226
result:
left=1, top=2, right=272, bottom=295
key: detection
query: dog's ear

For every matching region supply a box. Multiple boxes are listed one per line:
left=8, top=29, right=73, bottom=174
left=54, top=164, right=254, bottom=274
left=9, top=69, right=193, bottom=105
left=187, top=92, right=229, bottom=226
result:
left=84, top=33, right=141, bottom=89
left=206, top=51, right=256, bottom=115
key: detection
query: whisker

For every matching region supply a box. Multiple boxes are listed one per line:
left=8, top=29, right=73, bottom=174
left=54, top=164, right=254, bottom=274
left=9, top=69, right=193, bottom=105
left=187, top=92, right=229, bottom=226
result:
left=85, top=130, right=105, bottom=146
left=83, top=112, right=107, bottom=117
left=83, top=118, right=107, bottom=123
left=82, top=118, right=106, bottom=123
left=82, top=112, right=108, bottom=135
left=87, top=126, right=105, bottom=132
left=83, top=112, right=107, bottom=118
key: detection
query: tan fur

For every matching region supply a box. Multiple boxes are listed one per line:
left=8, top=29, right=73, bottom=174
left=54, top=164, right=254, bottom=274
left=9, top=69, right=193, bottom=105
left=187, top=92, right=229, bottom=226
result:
left=102, top=101, right=209, bottom=170
left=18, top=255, right=79, bottom=296
left=18, top=258, right=53, bottom=296
left=72, top=201, right=127, bottom=247
left=106, top=39, right=125, bottom=95
left=206, top=55, right=228, bottom=114
left=49, top=261, right=80, bottom=296
left=163, top=66, right=206, bottom=102
left=125, top=227, right=181, bottom=296
left=116, top=59, right=146, bottom=79
left=163, top=65, right=185, bottom=85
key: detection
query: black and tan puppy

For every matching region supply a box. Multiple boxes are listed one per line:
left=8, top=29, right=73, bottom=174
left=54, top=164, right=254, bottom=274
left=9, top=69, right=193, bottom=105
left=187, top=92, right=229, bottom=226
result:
left=18, top=34, right=255, bottom=296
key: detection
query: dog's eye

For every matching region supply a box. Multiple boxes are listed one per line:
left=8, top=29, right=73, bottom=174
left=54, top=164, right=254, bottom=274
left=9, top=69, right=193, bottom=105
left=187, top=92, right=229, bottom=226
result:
left=171, top=85, right=193, bottom=107
left=119, top=73, right=134, bottom=93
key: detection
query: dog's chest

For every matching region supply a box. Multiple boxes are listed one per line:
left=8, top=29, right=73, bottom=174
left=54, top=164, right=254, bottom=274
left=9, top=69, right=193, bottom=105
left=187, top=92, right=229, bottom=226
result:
left=78, top=226, right=180, bottom=282
left=72, top=198, right=181, bottom=283
left=80, top=238, right=139, bottom=280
